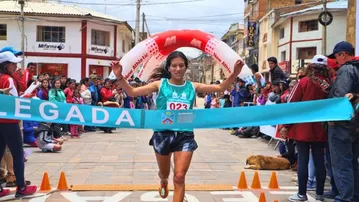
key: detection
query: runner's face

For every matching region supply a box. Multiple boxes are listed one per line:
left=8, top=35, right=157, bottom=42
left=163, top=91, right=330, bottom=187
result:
left=168, top=57, right=186, bottom=80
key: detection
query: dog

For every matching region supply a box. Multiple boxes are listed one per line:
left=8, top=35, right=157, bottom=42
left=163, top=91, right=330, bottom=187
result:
left=244, top=155, right=291, bottom=170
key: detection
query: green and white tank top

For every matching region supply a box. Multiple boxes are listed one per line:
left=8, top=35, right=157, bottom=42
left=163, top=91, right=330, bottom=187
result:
left=154, top=78, right=196, bottom=132
left=253, top=72, right=266, bottom=88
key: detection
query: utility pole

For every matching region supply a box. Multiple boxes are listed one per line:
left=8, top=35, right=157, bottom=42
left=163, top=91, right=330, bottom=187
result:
left=135, top=0, right=141, bottom=45
left=142, top=12, right=145, bottom=40
left=19, top=0, right=25, bottom=68
left=322, top=0, right=327, bottom=55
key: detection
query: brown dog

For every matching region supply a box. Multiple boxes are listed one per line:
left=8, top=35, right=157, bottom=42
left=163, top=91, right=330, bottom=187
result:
left=244, top=155, right=291, bottom=170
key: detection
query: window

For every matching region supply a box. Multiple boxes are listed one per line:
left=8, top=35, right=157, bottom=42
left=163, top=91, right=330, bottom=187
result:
left=37, top=26, right=66, bottom=42
left=299, top=20, right=318, bottom=32
left=281, top=51, right=286, bottom=62
left=122, top=40, right=125, bottom=52
left=297, top=47, right=317, bottom=59
left=91, top=29, right=110, bottom=46
left=0, top=24, right=7, bottom=40
left=279, top=28, right=285, bottom=39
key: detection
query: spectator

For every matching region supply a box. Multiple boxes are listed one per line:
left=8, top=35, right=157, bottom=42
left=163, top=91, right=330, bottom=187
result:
left=327, top=41, right=359, bottom=202
left=296, top=67, right=305, bottom=81
left=48, top=78, right=68, bottom=139
left=89, top=74, right=99, bottom=105
left=250, top=64, right=265, bottom=92
left=0, top=47, right=25, bottom=93
left=282, top=55, right=332, bottom=201
left=59, top=75, right=67, bottom=90
left=21, top=63, right=36, bottom=93
left=37, top=79, right=49, bottom=100
left=22, top=121, right=39, bottom=147
left=36, top=123, right=63, bottom=152
left=267, top=57, right=286, bottom=82
left=69, top=90, right=84, bottom=138
left=0, top=51, right=37, bottom=197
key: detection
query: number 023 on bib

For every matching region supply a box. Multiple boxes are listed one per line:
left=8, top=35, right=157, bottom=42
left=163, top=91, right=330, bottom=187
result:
left=167, top=102, right=190, bottom=110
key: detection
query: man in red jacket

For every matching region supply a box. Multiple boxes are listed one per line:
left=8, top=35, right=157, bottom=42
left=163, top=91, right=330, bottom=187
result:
left=21, top=63, right=36, bottom=91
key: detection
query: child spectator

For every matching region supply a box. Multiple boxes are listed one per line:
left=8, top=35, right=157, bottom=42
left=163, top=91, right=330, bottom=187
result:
left=36, top=123, right=63, bottom=152
left=69, top=90, right=83, bottom=138
left=22, top=120, right=39, bottom=147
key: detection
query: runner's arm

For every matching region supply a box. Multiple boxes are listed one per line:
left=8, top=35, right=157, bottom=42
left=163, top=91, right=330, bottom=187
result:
left=118, top=79, right=160, bottom=97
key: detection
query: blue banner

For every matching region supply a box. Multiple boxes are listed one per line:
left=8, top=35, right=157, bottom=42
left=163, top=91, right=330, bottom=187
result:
left=0, top=94, right=353, bottom=129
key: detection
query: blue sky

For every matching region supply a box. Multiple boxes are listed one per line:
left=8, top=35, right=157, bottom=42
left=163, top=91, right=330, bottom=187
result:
left=62, top=0, right=244, bottom=57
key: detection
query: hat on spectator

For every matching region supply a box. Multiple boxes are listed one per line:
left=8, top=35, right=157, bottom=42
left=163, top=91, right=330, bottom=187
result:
left=312, top=55, right=327, bottom=65
left=0, top=46, right=23, bottom=56
left=327, top=41, right=355, bottom=59
left=0, top=51, right=23, bottom=64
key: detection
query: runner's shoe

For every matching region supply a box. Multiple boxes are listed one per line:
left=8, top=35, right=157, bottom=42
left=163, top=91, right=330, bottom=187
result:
left=158, top=181, right=169, bottom=199
left=158, top=172, right=169, bottom=199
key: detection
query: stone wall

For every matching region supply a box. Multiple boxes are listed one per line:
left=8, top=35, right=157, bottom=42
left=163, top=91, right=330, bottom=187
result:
left=346, top=0, right=356, bottom=45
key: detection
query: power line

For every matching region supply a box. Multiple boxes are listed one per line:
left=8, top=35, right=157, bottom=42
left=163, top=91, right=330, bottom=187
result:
left=48, top=0, right=204, bottom=6
left=146, top=13, right=243, bottom=19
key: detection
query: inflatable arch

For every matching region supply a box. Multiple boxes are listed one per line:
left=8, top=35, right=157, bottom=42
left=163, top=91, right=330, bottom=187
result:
left=109, top=30, right=253, bottom=83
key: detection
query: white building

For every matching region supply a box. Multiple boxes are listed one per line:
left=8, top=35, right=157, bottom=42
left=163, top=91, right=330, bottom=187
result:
left=258, top=1, right=347, bottom=77
left=0, top=0, right=133, bottom=81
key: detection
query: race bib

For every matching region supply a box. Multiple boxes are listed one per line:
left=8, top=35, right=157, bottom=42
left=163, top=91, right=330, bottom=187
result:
left=167, top=101, right=189, bottom=110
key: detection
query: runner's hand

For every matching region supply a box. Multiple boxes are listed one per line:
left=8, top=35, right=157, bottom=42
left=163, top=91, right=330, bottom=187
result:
left=233, top=60, right=244, bottom=75
left=110, top=60, right=123, bottom=79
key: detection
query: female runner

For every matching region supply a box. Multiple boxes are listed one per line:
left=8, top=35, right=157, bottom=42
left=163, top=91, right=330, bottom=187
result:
left=111, top=51, right=243, bottom=202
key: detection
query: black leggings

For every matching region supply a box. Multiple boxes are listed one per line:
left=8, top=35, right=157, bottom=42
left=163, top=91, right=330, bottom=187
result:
left=0, top=123, right=25, bottom=188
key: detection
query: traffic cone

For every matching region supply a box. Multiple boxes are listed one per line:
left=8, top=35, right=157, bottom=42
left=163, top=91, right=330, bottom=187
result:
left=251, top=171, right=261, bottom=189
left=39, top=172, right=51, bottom=192
left=258, top=192, right=266, bottom=202
left=274, top=200, right=279, bottom=202
left=237, top=171, right=248, bottom=189
left=268, top=172, right=279, bottom=189
left=57, top=172, right=68, bottom=191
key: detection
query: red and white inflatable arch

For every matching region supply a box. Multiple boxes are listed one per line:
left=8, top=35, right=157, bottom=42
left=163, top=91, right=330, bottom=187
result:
left=109, top=30, right=253, bottom=82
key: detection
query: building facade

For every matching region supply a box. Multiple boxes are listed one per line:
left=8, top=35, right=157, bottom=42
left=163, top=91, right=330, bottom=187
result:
left=243, top=0, right=323, bottom=66
left=0, top=1, right=133, bottom=81
left=271, top=1, right=347, bottom=76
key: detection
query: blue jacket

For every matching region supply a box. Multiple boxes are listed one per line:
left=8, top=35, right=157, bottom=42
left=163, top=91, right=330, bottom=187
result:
left=89, top=82, right=99, bottom=105
left=23, top=120, right=40, bottom=144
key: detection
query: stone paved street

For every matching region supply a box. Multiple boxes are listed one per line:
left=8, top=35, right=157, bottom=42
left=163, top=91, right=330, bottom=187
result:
left=2, top=127, right=333, bottom=202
